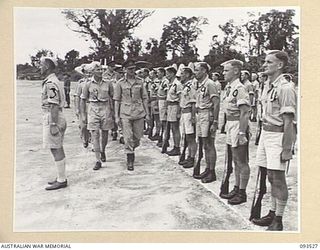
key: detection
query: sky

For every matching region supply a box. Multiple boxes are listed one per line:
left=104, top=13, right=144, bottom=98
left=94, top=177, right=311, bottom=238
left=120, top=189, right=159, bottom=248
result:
left=14, top=6, right=300, bottom=65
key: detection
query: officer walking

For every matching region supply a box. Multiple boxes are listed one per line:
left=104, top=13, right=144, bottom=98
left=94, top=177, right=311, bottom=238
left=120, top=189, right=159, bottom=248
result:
left=80, top=62, right=114, bottom=170
left=220, top=59, right=251, bottom=205
left=40, top=57, right=68, bottom=190
left=114, top=60, right=150, bottom=170
left=251, top=51, right=296, bottom=231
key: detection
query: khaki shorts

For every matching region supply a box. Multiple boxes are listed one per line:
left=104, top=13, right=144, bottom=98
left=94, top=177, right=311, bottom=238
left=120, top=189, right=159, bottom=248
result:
left=43, top=111, right=67, bottom=149
left=88, top=102, right=114, bottom=131
left=158, top=99, right=167, bottom=121
left=180, top=112, right=195, bottom=135
left=150, top=99, right=159, bottom=115
left=167, top=104, right=179, bottom=122
left=226, top=120, right=240, bottom=147
left=256, top=130, right=287, bottom=171
left=196, top=111, right=213, bottom=138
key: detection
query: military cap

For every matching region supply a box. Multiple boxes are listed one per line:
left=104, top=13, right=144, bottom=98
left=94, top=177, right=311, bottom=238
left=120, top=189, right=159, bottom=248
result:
left=40, top=56, right=58, bottom=67
left=176, top=64, right=185, bottom=77
left=184, top=62, right=195, bottom=73
left=165, top=63, right=178, bottom=72
left=221, top=59, right=244, bottom=67
left=123, top=59, right=136, bottom=69
left=74, top=65, right=85, bottom=75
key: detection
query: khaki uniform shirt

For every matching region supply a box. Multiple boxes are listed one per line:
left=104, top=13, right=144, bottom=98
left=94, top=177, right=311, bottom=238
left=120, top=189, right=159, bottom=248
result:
left=261, top=74, right=296, bottom=127
left=224, top=78, right=250, bottom=118
left=81, top=76, right=113, bottom=103
left=243, top=79, right=254, bottom=95
left=180, top=79, right=197, bottom=108
left=41, top=73, right=65, bottom=110
left=75, top=77, right=87, bottom=97
left=157, top=77, right=170, bottom=99
left=114, top=76, right=148, bottom=120
left=213, top=79, right=222, bottom=95
left=195, top=75, right=220, bottom=110
left=150, top=78, right=160, bottom=99
left=167, top=78, right=183, bottom=102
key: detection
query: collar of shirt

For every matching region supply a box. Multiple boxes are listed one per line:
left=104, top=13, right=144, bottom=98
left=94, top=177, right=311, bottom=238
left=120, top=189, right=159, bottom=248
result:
left=43, top=73, right=58, bottom=85
left=197, top=75, right=209, bottom=89
left=229, top=78, right=242, bottom=89
left=270, top=74, right=288, bottom=88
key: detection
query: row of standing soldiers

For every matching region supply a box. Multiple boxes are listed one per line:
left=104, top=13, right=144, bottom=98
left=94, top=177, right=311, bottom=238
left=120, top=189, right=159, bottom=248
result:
left=41, top=50, right=297, bottom=231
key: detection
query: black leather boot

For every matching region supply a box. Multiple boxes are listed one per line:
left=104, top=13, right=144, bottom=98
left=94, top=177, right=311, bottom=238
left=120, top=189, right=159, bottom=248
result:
left=251, top=210, right=275, bottom=226
left=127, top=153, right=134, bottom=171
left=193, top=168, right=210, bottom=180
left=166, top=146, right=180, bottom=156
left=201, top=169, right=216, bottom=183
left=220, top=186, right=239, bottom=199
left=267, top=216, right=283, bottom=231
left=228, top=189, right=247, bottom=205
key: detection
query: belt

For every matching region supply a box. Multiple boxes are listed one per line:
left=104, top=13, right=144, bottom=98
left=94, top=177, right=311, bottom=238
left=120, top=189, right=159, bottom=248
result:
left=226, top=115, right=240, bottom=121
left=196, top=108, right=210, bottom=113
left=263, top=124, right=284, bottom=132
left=158, top=96, right=166, bottom=100
left=42, top=107, right=63, bottom=112
left=181, top=107, right=192, bottom=113
left=167, top=101, right=179, bottom=106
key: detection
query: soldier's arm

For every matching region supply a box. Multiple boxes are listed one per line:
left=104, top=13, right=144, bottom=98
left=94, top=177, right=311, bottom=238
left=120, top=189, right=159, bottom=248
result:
left=113, top=80, right=121, bottom=122
left=237, top=87, right=251, bottom=133
left=141, top=82, right=150, bottom=118
left=80, top=82, right=89, bottom=121
left=208, top=83, right=220, bottom=123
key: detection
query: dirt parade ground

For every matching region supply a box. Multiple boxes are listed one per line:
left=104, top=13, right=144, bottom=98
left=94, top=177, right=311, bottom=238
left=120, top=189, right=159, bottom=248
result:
left=15, top=80, right=299, bottom=232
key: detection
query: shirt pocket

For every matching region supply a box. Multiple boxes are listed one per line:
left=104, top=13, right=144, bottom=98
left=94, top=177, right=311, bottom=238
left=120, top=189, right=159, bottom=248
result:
left=122, top=85, right=131, bottom=100
left=132, top=85, right=142, bottom=101
left=99, top=85, right=109, bottom=100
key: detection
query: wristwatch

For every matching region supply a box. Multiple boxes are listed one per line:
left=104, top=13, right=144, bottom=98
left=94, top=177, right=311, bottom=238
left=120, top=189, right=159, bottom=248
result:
left=50, top=122, right=57, bottom=126
left=238, top=131, right=246, bottom=135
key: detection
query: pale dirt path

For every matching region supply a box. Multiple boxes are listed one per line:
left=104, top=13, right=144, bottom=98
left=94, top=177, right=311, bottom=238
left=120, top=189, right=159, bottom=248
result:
left=14, top=80, right=298, bottom=232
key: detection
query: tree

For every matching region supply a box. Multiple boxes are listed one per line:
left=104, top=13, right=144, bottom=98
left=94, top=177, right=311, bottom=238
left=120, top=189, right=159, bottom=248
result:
left=126, top=37, right=142, bottom=59
left=245, top=9, right=299, bottom=55
left=30, top=49, right=54, bottom=67
left=65, top=49, right=79, bottom=70
left=62, top=9, right=154, bottom=61
left=160, top=16, right=208, bottom=61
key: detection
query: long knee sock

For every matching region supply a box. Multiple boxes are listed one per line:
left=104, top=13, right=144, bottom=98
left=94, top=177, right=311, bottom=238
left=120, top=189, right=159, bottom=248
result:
left=275, top=198, right=287, bottom=217
left=56, top=158, right=66, bottom=182
left=271, top=196, right=277, bottom=212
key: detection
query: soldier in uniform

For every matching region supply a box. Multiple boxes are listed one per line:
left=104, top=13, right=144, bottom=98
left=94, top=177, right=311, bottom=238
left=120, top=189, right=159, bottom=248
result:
left=193, top=62, right=220, bottom=183
left=156, top=67, right=170, bottom=147
left=179, top=66, right=197, bottom=168
left=212, top=72, right=222, bottom=95
left=149, top=69, right=161, bottom=141
left=74, top=64, right=91, bottom=148
left=164, top=65, right=183, bottom=155
left=251, top=51, right=296, bottom=231
left=251, top=73, right=260, bottom=122
left=114, top=60, right=150, bottom=170
left=40, top=57, right=68, bottom=190
left=80, top=62, right=114, bottom=171
left=103, top=60, right=119, bottom=141
left=63, top=73, right=71, bottom=108
left=220, top=59, right=251, bottom=205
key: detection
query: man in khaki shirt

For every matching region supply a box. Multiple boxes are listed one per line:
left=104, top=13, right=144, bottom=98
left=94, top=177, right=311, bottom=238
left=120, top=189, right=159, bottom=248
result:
left=40, top=57, right=68, bottom=191
left=149, top=70, right=161, bottom=141
left=80, top=62, right=114, bottom=171
left=114, top=60, right=150, bottom=170
left=252, top=51, right=296, bottom=231
left=156, top=67, right=170, bottom=147
left=163, top=65, right=183, bottom=156
left=193, top=62, right=220, bottom=183
left=221, top=59, right=251, bottom=205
